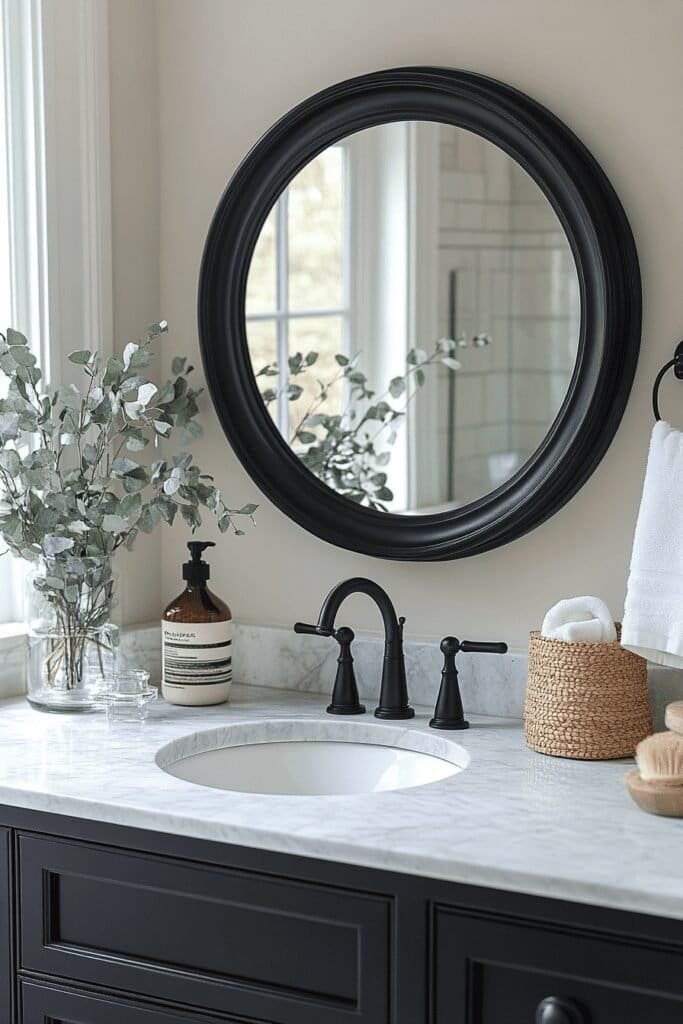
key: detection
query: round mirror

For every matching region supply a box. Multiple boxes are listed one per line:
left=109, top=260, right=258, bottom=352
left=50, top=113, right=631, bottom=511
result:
left=199, top=68, right=640, bottom=559
left=245, top=122, right=580, bottom=513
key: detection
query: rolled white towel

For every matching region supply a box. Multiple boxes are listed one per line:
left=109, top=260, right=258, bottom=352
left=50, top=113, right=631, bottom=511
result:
left=541, top=596, right=617, bottom=643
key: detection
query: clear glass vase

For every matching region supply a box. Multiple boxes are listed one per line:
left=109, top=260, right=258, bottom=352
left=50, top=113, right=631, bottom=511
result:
left=25, top=556, right=119, bottom=713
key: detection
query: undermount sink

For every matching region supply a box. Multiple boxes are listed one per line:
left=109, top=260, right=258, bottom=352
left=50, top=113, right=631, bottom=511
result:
left=156, top=720, right=468, bottom=796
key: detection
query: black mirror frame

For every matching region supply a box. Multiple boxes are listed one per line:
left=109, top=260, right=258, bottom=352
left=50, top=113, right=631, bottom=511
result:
left=198, top=67, right=640, bottom=561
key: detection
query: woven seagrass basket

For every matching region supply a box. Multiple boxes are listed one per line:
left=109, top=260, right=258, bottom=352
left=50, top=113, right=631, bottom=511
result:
left=524, top=626, right=653, bottom=760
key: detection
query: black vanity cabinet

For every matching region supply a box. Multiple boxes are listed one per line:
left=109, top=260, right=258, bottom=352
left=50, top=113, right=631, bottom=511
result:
left=2, top=806, right=683, bottom=1024
left=0, top=828, right=12, bottom=1024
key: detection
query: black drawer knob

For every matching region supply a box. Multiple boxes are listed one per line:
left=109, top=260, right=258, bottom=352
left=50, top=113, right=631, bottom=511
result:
left=536, top=996, right=587, bottom=1024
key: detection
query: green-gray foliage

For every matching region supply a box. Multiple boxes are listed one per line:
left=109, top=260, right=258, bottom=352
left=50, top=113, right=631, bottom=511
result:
left=0, top=322, right=256, bottom=666
left=257, top=339, right=460, bottom=510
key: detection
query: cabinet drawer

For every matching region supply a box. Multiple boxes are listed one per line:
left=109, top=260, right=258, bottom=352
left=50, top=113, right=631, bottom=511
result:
left=19, top=833, right=391, bottom=1024
left=433, top=903, right=683, bottom=1023
left=20, top=979, right=239, bottom=1023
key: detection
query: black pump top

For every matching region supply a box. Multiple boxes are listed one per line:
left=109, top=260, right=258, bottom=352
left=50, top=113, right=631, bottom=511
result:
left=183, top=540, right=215, bottom=584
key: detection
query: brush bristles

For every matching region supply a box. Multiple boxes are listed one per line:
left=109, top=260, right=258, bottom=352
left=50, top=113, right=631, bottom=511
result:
left=636, top=732, right=683, bottom=786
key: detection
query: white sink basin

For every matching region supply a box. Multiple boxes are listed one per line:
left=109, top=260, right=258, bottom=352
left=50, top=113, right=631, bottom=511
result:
left=156, top=720, right=468, bottom=796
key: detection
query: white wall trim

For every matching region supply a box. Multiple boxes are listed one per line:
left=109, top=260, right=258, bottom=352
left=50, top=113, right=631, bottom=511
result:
left=2, top=0, right=50, bottom=365
left=3, top=0, right=112, bottom=374
left=39, top=0, right=113, bottom=376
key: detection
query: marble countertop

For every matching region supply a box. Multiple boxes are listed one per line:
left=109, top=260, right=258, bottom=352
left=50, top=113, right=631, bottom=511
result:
left=0, top=685, right=679, bottom=921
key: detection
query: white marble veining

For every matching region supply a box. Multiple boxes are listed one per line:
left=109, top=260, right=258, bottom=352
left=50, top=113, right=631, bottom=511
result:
left=0, top=685, right=682, bottom=921
left=234, top=623, right=530, bottom=716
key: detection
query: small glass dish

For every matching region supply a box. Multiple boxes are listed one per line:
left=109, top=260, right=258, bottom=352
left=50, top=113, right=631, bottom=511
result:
left=98, top=670, right=157, bottom=721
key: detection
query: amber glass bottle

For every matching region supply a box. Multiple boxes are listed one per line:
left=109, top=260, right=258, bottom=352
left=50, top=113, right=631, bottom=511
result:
left=161, top=541, right=233, bottom=706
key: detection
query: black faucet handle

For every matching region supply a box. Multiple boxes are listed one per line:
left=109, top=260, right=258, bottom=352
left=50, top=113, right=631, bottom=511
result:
left=327, top=626, right=365, bottom=716
left=431, top=637, right=469, bottom=730
left=459, top=639, right=508, bottom=654
left=293, top=621, right=335, bottom=637
left=430, top=636, right=507, bottom=730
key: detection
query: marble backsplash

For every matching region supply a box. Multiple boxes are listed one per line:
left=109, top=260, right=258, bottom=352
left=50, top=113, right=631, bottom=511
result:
left=232, top=624, right=529, bottom=719
left=135, top=621, right=681, bottom=728
left=4, top=620, right=682, bottom=727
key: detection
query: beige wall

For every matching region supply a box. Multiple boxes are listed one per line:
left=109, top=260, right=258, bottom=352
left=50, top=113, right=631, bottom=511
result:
left=109, top=0, right=161, bottom=625
left=148, top=0, right=683, bottom=651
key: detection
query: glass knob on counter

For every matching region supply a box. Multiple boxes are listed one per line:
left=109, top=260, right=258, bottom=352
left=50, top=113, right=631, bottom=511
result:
left=98, top=670, right=157, bottom=721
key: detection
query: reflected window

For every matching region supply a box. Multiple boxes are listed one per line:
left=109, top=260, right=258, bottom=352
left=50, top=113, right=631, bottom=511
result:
left=245, top=145, right=349, bottom=439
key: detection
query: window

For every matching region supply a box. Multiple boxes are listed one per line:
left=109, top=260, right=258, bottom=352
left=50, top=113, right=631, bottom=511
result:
left=0, top=0, right=47, bottom=625
left=0, top=0, right=111, bottom=627
left=245, top=144, right=350, bottom=444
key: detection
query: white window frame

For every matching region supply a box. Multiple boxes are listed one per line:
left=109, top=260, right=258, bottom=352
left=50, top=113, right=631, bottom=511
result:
left=246, top=142, right=351, bottom=440
left=0, top=0, right=112, bottom=639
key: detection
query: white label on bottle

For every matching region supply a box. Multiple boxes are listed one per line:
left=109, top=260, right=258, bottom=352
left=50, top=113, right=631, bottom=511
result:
left=162, top=620, right=233, bottom=688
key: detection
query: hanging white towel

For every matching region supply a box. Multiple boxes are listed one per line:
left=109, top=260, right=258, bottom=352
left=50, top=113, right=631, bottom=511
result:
left=622, top=421, right=683, bottom=668
left=542, top=596, right=616, bottom=643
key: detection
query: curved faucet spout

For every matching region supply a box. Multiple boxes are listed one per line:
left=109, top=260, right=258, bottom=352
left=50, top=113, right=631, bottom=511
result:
left=314, top=577, right=414, bottom=720
left=318, top=577, right=400, bottom=641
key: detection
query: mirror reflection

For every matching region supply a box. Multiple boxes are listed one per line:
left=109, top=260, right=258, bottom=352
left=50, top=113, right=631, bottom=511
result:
left=245, top=122, right=580, bottom=513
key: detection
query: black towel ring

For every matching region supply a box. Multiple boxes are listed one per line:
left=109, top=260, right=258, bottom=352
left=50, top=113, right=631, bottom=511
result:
left=652, top=340, right=683, bottom=421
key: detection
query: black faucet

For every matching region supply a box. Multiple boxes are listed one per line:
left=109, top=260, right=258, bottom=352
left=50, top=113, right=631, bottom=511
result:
left=294, top=577, right=414, bottom=720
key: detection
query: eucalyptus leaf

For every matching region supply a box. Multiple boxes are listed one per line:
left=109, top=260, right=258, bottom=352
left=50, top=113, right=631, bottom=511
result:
left=155, top=381, right=175, bottom=405
left=407, top=347, right=428, bottom=365
left=6, top=328, right=28, bottom=346
left=0, top=450, right=21, bottom=476
left=10, top=346, right=37, bottom=366
left=125, top=434, right=148, bottom=452
left=102, top=357, right=123, bottom=388
left=441, top=357, right=462, bottom=371
left=68, top=350, right=93, bottom=365
left=67, top=521, right=90, bottom=534
left=43, top=535, right=74, bottom=556
left=0, top=413, right=19, bottom=441
left=122, top=342, right=139, bottom=370
left=111, top=457, right=140, bottom=477
left=137, top=382, right=157, bottom=406
left=102, top=514, right=128, bottom=533
left=163, top=471, right=181, bottom=496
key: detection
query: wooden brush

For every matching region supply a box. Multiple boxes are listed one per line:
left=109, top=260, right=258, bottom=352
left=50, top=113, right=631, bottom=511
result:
left=625, top=731, right=683, bottom=817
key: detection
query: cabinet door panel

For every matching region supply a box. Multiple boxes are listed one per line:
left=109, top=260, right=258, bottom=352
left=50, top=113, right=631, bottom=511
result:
left=433, top=903, right=683, bottom=1024
left=19, top=833, right=391, bottom=1024
left=0, top=827, right=11, bottom=1024
left=21, top=979, right=242, bottom=1023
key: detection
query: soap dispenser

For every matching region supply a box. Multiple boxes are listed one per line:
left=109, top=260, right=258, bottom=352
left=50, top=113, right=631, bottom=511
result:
left=161, top=541, right=233, bottom=706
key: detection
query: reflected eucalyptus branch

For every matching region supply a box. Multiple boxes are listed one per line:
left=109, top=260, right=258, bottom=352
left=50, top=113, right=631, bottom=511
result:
left=257, top=339, right=461, bottom=510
